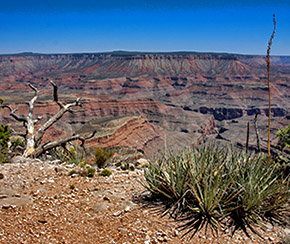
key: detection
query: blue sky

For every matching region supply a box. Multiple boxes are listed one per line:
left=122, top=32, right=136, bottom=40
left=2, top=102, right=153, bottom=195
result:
left=0, top=1, right=289, bottom=55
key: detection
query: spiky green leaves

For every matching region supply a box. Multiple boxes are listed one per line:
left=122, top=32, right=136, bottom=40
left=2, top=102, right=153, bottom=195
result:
left=144, top=145, right=290, bottom=237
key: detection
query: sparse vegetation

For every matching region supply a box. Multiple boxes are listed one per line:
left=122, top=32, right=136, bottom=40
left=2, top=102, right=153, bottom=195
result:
left=100, top=168, right=112, bottom=177
left=275, top=124, right=290, bottom=171
left=50, top=145, right=85, bottom=165
left=0, top=125, right=11, bottom=164
left=277, top=124, right=290, bottom=153
left=94, top=147, right=114, bottom=168
left=68, top=165, right=96, bottom=177
left=144, top=144, right=290, bottom=238
left=87, top=167, right=96, bottom=177
left=9, top=136, right=26, bottom=155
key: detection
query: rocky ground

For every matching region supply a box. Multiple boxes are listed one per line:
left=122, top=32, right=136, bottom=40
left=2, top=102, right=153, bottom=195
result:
left=0, top=158, right=289, bottom=244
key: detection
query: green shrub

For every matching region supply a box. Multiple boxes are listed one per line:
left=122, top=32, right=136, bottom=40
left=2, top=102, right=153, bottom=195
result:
left=100, top=169, right=112, bottom=177
left=0, top=125, right=11, bottom=150
left=144, top=145, right=290, bottom=238
left=68, top=169, right=77, bottom=176
left=87, top=167, right=96, bottom=178
left=275, top=125, right=290, bottom=172
left=0, top=125, right=11, bottom=164
left=49, top=145, right=85, bottom=165
left=277, top=124, right=290, bottom=152
left=94, top=147, right=114, bottom=168
left=9, top=136, right=26, bottom=155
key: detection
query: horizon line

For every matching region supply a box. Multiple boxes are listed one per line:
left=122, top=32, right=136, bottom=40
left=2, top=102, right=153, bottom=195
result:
left=1, top=50, right=289, bottom=57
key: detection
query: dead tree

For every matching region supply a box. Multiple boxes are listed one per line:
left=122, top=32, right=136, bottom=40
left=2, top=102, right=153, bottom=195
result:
left=254, top=112, right=261, bottom=152
left=1, top=81, right=96, bottom=158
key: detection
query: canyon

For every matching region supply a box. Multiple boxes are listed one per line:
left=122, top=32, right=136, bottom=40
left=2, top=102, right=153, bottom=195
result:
left=0, top=52, right=289, bottom=157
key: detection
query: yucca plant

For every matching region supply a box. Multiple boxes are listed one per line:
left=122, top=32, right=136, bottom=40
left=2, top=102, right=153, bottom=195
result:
left=179, top=145, right=232, bottom=237
left=144, top=151, right=192, bottom=215
left=144, top=144, right=290, bottom=238
left=222, top=151, right=290, bottom=235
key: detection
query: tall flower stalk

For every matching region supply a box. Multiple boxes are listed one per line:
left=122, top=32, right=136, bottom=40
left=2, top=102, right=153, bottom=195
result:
left=266, top=14, right=276, bottom=156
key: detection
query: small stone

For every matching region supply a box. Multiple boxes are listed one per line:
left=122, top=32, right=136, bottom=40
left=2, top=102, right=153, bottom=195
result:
left=172, top=230, right=179, bottom=237
left=2, top=204, right=16, bottom=209
left=119, top=200, right=137, bottom=211
left=103, top=196, right=111, bottom=202
left=0, top=194, right=8, bottom=199
left=144, top=235, right=151, bottom=244
left=12, top=193, right=21, bottom=198
left=38, top=216, right=47, bottom=224
left=92, top=202, right=110, bottom=213
left=141, top=228, right=148, bottom=232
left=113, top=211, right=123, bottom=217
left=136, top=158, right=149, bottom=168
left=0, top=173, right=4, bottom=179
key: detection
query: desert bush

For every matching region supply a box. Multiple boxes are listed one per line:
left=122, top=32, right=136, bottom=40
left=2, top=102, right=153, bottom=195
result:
left=144, top=144, right=290, bottom=237
left=277, top=124, right=290, bottom=153
left=87, top=167, right=96, bottom=177
left=9, top=136, right=26, bottom=155
left=49, top=145, right=85, bottom=165
left=94, top=147, right=114, bottom=168
left=275, top=125, right=290, bottom=175
left=0, top=125, right=11, bottom=164
left=100, top=168, right=112, bottom=177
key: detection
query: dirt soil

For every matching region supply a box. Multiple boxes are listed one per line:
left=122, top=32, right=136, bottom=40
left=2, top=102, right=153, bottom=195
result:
left=0, top=158, right=289, bottom=244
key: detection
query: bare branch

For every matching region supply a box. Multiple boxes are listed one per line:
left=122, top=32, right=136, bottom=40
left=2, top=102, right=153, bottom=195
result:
left=80, top=130, right=97, bottom=147
left=34, top=99, right=82, bottom=145
left=254, top=112, right=261, bottom=152
left=4, top=81, right=89, bottom=158
left=8, top=127, right=26, bottom=137
left=28, top=83, right=39, bottom=120
left=34, top=130, right=97, bottom=157
left=33, top=82, right=82, bottom=145
left=1, top=105, right=27, bottom=123
left=28, top=83, right=39, bottom=94
left=33, top=116, right=43, bottom=124
left=50, top=80, right=58, bottom=103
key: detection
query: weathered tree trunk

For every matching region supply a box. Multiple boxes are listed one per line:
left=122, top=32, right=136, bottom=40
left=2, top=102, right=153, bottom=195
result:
left=1, top=81, right=96, bottom=158
left=23, top=84, right=40, bottom=157
left=246, top=121, right=249, bottom=153
left=254, top=112, right=261, bottom=152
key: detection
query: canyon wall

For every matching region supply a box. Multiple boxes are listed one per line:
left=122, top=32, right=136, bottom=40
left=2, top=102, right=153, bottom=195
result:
left=0, top=52, right=289, bottom=153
